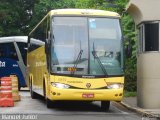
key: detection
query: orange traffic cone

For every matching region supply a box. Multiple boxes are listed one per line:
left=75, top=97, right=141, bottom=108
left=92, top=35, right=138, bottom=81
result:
left=0, top=77, right=14, bottom=107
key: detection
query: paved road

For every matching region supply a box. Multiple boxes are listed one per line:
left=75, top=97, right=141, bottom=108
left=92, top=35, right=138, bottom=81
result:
left=0, top=90, right=142, bottom=120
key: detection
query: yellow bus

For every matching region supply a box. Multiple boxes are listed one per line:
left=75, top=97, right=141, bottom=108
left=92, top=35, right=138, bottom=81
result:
left=27, top=9, right=124, bottom=111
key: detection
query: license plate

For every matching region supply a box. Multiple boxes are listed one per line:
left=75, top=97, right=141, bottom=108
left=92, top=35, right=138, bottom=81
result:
left=82, top=93, right=94, bottom=98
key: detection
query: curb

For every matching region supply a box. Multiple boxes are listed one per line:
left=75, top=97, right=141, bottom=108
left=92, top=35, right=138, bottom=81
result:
left=120, top=101, right=160, bottom=119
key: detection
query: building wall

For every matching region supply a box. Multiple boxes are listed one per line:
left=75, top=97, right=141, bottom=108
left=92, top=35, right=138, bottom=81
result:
left=137, top=53, right=160, bottom=108
left=127, top=0, right=160, bottom=25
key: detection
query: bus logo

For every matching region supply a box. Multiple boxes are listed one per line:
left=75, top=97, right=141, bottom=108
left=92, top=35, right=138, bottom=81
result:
left=0, top=61, right=5, bottom=67
left=86, top=83, right=91, bottom=89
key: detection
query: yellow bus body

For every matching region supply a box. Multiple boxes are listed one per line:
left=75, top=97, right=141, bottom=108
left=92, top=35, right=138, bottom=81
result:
left=28, top=45, right=124, bottom=101
left=49, top=9, right=120, bottom=17
left=49, top=76, right=124, bottom=101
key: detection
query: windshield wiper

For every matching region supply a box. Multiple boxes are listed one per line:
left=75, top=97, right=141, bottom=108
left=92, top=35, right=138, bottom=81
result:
left=92, top=42, right=108, bottom=76
left=71, top=49, right=83, bottom=75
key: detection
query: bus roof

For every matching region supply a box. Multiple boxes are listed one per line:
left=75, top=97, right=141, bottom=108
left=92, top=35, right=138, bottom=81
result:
left=29, top=9, right=120, bottom=35
left=0, top=36, right=28, bottom=43
left=49, top=9, right=120, bottom=18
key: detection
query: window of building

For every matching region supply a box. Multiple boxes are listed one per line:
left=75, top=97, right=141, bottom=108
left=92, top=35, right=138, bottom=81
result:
left=138, top=22, right=159, bottom=52
left=145, top=23, right=159, bottom=51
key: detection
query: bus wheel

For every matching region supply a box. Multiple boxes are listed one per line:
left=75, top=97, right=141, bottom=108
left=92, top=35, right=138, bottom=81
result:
left=30, top=80, right=38, bottom=99
left=101, top=101, right=110, bottom=111
left=46, top=98, right=55, bottom=108
left=43, top=80, right=47, bottom=99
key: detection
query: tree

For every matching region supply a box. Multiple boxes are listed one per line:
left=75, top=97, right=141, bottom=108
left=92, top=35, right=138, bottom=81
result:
left=0, top=0, right=35, bottom=36
left=123, top=14, right=137, bottom=91
left=28, top=0, right=76, bottom=32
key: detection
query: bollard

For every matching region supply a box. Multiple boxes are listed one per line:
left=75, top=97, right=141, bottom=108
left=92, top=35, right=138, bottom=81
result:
left=0, top=77, right=14, bottom=107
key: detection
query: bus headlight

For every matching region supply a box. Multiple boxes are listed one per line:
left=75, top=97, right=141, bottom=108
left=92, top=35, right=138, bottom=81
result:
left=107, top=83, right=123, bottom=89
left=51, top=82, right=70, bottom=89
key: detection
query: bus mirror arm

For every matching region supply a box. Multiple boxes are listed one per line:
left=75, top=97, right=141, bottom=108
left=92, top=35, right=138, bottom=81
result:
left=45, top=38, right=50, bottom=70
left=45, top=41, right=49, bottom=54
left=45, top=31, right=51, bottom=53
left=46, top=39, right=49, bottom=44
left=45, top=31, right=51, bottom=43
left=24, top=47, right=28, bottom=50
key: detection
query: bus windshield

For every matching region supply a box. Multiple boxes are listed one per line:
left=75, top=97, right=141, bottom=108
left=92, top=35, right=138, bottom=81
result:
left=0, top=43, right=18, bottom=60
left=51, top=17, right=123, bottom=76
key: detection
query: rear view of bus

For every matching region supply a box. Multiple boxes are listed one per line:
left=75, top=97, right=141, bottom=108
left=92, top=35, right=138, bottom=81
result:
left=28, top=9, right=124, bottom=111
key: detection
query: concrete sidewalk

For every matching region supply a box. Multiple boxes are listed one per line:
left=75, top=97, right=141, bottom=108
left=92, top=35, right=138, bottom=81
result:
left=121, top=97, right=160, bottom=119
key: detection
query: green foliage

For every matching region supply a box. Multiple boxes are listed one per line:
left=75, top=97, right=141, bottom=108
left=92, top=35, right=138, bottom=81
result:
left=0, top=0, right=35, bottom=36
left=0, top=0, right=137, bottom=92
left=122, top=14, right=137, bottom=92
left=124, top=91, right=137, bottom=97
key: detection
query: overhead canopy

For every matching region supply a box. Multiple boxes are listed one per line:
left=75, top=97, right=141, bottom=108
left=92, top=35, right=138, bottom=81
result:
left=126, top=0, right=160, bottom=25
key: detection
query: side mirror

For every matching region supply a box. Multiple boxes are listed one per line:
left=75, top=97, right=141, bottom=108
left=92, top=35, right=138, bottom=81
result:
left=45, top=31, right=51, bottom=53
left=45, top=42, right=48, bottom=54
left=24, top=48, right=28, bottom=50
left=27, top=36, right=31, bottom=52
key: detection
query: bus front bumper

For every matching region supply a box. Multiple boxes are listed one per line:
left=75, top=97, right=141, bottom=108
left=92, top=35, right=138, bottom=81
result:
left=48, top=87, right=123, bottom=101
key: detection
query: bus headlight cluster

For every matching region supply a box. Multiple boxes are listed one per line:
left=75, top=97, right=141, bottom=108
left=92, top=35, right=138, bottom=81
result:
left=51, top=82, right=70, bottom=89
left=107, top=83, right=123, bottom=89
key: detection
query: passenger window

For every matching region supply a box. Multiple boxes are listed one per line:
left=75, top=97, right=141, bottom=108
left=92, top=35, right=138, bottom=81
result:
left=138, top=22, right=159, bottom=52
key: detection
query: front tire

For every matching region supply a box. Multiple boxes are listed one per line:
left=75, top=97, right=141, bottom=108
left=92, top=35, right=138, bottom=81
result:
left=46, top=98, right=55, bottom=108
left=43, top=80, right=55, bottom=108
left=101, top=101, right=110, bottom=111
left=30, top=80, right=38, bottom=99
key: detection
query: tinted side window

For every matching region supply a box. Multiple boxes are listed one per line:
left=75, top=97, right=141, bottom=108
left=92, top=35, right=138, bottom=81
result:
left=28, top=18, right=48, bottom=52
